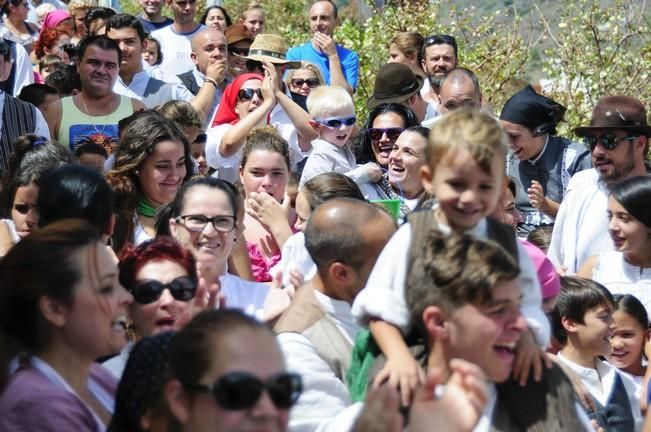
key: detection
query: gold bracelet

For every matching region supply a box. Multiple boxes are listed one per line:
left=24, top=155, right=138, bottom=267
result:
left=204, top=77, right=219, bottom=88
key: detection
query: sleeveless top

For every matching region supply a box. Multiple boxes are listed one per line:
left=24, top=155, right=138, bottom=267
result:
left=592, top=250, right=651, bottom=316
left=58, top=95, right=134, bottom=153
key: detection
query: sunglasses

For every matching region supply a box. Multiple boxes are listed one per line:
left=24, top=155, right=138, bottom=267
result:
left=184, top=371, right=302, bottom=411
left=583, top=134, right=637, bottom=151
left=368, top=127, right=404, bottom=142
left=13, top=204, right=33, bottom=215
left=246, top=60, right=263, bottom=72
left=131, top=276, right=197, bottom=304
left=316, top=116, right=357, bottom=128
left=291, top=78, right=320, bottom=88
left=176, top=214, right=236, bottom=233
left=237, top=88, right=263, bottom=101
left=228, top=47, right=249, bottom=56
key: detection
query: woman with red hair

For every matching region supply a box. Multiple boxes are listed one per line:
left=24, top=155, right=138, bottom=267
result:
left=33, top=28, right=71, bottom=63
left=103, top=236, right=204, bottom=378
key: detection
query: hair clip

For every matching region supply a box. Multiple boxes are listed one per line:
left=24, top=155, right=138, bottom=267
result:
left=32, top=137, right=47, bottom=148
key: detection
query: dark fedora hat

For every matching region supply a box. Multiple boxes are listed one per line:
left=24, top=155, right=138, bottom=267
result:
left=574, top=95, right=651, bottom=137
left=367, top=63, right=424, bottom=109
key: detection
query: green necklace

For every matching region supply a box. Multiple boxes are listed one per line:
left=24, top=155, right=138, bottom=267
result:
left=137, top=197, right=157, bottom=218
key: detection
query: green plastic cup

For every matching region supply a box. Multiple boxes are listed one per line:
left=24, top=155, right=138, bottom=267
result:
left=371, top=199, right=401, bottom=221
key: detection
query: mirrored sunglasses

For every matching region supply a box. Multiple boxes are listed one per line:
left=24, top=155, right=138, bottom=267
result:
left=183, top=371, right=302, bottom=411
left=237, top=88, right=263, bottom=101
left=583, top=134, right=637, bottom=151
left=317, top=116, right=357, bottom=128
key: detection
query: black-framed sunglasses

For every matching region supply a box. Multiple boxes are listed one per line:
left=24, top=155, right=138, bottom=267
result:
left=368, top=127, right=404, bottom=142
left=246, top=59, right=263, bottom=72
left=228, top=47, right=249, bottom=56
left=176, top=214, right=237, bottom=233
left=183, top=371, right=302, bottom=411
left=583, top=134, right=637, bottom=151
left=317, top=115, right=357, bottom=128
left=424, top=34, right=457, bottom=47
left=131, top=276, right=197, bottom=304
left=237, top=88, right=263, bottom=102
left=291, top=78, right=320, bottom=88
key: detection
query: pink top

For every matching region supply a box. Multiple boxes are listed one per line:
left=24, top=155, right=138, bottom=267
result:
left=247, top=241, right=282, bottom=283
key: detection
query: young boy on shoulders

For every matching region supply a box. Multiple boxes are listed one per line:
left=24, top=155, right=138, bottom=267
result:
left=299, top=85, right=382, bottom=187
left=351, top=109, right=550, bottom=405
left=552, top=276, right=642, bottom=431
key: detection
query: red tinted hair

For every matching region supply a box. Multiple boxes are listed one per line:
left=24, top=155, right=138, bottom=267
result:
left=34, top=28, right=67, bottom=59
left=118, top=236, right=197, bottom=290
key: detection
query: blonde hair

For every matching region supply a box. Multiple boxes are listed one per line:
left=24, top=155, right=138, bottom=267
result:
left=389, top=31, right=425, bottom=62
left=306, top=85, right=354, bottom=120
left=426, top=109, right=507, bottom=175
left=284, top=61, right=325, bottom=89
left=240, top=3, right=264, bottom=20
left=68, top=0, right=92, bottom=15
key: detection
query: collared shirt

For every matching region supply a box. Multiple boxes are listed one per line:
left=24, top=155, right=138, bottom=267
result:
left=113, top=69, right=193, bottom=108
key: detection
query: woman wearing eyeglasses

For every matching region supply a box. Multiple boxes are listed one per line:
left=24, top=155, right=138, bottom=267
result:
left=164, top=309, right=302, bottom=432
left=499, top=85, right=592, bottom=236
left=0, top=135, right=74, bottom=257
left=284, top=62, right=324, bottom=97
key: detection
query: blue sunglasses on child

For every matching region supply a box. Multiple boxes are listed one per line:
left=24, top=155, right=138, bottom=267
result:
left=316, top=116, right=357, bottom=128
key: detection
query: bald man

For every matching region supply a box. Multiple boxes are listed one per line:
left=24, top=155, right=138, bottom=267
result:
left=437, top=67, right=482, bottom=114
left=275, top=198, right=396, bottom=431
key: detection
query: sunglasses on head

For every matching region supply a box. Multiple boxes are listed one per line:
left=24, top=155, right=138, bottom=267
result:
left=583, top=134, right=637, bottom=151
left=317, top=115, right=357, bottom=128
left=237, top=88, right=263, bottom=101
left=131, top=276, right=197, bottom=304
left=368, top=127, right=404, bottom=142
left=183, top=371, right=302, bottom=411
left=291, top=78, right=320, bottom=88
left=228, top=47, right=249, bottom=56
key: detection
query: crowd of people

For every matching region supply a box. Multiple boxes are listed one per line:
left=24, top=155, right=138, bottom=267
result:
left=1, top=0, right=651, bottom=431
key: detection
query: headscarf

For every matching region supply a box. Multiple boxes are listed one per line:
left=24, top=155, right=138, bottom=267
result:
left=41, top=10, right=72, bottom=34
left=499, top=85, right=566, bottom=135
left=522, top=241, right=561, bottom=299
left=211, top=73, right=264, bottom=127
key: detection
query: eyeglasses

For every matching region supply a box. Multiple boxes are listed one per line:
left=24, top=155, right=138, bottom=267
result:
left=176, top=214, right=237, bottom=233
left=583, top=134, right=637, bottom=151
left=291, top=78, right=320, bottom=88
left=131, top=276, right=197, bottom=304
left=228, top=47, right=249, bottom=56
left=13, top=204, right=33, bottom=215
left=316, top=116, right=357, bottom=128
left=183, top=371, right=302, bottom=411
left=237, top=88, right=263, bottom=101
left=368, top=127, right=404, bottom=142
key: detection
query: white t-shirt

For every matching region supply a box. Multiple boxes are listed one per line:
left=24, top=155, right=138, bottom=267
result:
left=592, top=250, right=651, bottom=316
left=351, top=215, right=550, bottom=348
left=220, top=272, right=270, bottom=320
left=151, top=24, right=205, bottom=83
left=270, top=231, right=317, bottom=288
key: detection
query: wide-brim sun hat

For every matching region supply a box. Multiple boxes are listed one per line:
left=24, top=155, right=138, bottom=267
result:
left=233, top=33, right=301, bottom=68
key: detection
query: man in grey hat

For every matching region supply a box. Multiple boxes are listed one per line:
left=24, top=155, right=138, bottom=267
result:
left=367, top=62, right=435, bottom=124
left=548, top=96, right=650, bottom=273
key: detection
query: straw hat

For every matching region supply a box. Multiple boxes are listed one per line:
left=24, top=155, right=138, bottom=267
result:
left=234, top=34, right=301, bottom=68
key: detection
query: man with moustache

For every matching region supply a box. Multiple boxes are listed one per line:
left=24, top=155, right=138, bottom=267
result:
left=548, top=96, right=651, bottom=273
left=44, top=35, right=146, bottom=154
left=420, top=34, right=458, bottom=109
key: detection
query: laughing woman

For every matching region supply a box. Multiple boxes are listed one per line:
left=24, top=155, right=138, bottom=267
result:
left=578, top=176, right=651, bottom=315
left=0, top=220, right=132, bottom=431
left=107, top=111, right=193, bottom=254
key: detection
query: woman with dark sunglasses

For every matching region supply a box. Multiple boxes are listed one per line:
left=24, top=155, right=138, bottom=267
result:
left=164, top=309, right=301, bottom=432
left=103, top=236, right=201, bottom=378
left=499, top=85, right=592, bottom=236
left=284, top=62, right=324, bottom=97
left=0, top=134, right=74, bottom=257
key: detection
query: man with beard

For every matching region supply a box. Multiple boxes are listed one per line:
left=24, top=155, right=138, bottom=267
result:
left=548, top=96, right=650, bottom=273
left=44, top=35, right=146, bottom=154
left=420, top=34, right=457, bottom=109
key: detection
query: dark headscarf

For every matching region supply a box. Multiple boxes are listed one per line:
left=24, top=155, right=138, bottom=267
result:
left=499, top=85, right=566, bottom=135
left=108, top=332, right=176, bottom=432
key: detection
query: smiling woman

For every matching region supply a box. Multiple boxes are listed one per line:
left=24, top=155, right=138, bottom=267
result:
left=107, top=111, right=193, bottom=254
